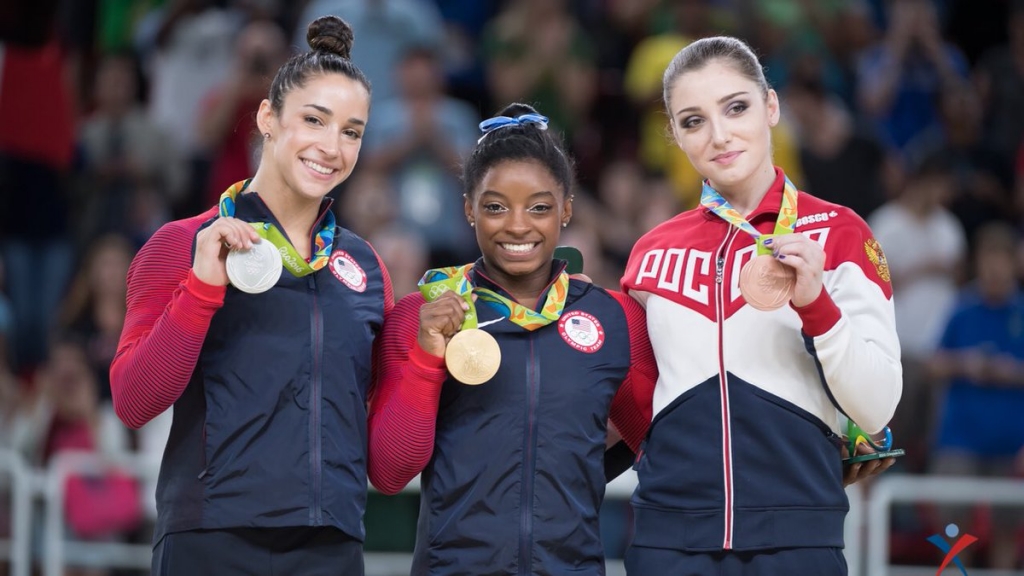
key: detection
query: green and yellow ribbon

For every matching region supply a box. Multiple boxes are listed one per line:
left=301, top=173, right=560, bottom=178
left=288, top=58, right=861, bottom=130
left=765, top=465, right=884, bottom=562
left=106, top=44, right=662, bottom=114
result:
left=417, top=263, right=569, bottom=331
left=700, top=175, right=799, bottom=255
left=218, top=179, right=335, bottom=276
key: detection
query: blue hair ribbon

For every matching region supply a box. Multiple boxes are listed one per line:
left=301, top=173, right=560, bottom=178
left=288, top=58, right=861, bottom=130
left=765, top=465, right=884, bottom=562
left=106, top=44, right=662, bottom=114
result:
left=477, top=113, right=549, bottom=143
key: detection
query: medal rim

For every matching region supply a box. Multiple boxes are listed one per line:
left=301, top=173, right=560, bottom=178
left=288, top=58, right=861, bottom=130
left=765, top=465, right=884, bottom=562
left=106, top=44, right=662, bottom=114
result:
left=444, top=328, right=501, bottom=385
left=226, top=240, right=284, bottom=294
left=739, top=254, right=795, bottom=311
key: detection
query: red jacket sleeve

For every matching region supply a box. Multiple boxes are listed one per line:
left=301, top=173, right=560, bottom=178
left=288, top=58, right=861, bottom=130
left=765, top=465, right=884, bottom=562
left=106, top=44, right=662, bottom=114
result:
left=367, top=293, right=448, bottom=494
left=109, top=209, right=226, bottom=429
left=607, top=290, right=656, bottom=452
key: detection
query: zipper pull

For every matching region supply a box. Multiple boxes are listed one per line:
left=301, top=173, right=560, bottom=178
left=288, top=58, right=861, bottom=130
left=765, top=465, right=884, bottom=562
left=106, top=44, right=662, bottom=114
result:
left=715, top=256, right=725, bottom=284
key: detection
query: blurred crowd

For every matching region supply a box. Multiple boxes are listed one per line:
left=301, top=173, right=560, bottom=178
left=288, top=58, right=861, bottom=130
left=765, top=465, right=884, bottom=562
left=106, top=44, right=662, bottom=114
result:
left=1, top=0, right=1024, bottom=572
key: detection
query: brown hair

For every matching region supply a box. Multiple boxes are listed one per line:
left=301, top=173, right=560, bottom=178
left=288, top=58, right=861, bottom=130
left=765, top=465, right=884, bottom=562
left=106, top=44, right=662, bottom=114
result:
left=267, top=15, right=370, bottom=115
left=662, top=36, right=769, bottom=112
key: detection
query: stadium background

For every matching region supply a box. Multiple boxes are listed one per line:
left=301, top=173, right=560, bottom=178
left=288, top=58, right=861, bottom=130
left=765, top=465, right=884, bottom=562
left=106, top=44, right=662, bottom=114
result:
left=0, top=0, right=1022, bottom=574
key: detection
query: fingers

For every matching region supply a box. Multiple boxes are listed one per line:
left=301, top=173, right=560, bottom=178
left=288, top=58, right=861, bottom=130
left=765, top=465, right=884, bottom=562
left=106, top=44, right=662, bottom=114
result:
left=213, top=218, right=261, bottom=251
left=418, top=292, right=469, bottom=357
left=843, top=463, right=862, bottom=487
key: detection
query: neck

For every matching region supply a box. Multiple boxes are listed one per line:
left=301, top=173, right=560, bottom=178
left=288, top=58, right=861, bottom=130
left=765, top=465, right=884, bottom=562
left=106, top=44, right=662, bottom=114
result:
left=711, top=163, right=778, bottom=216
left=481, top=260, right=552, bottom=306
left=248, top=171, right=323, bottom=248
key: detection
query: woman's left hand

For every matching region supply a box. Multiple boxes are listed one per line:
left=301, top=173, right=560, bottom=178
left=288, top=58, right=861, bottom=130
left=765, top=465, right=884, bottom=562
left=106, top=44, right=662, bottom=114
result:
left=765, top=234, right=826, bottom=308
left=842, top=442, right=897, bottom=486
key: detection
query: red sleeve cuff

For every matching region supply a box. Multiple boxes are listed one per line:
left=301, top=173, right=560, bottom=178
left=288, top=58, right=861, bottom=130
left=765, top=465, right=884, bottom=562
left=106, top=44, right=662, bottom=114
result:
left=181, top=271, right=227, bottom=305
left=792, top=288, right=842, bottom=337
left=409, top=340, right=447, bottom=372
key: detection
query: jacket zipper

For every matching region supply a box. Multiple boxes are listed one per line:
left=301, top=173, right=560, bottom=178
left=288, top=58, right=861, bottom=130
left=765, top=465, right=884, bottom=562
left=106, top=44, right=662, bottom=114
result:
left=519, top=335, right=540, bottom=575
left=715, top=227, right=739, bottom=549
left=309, top=273, right=324, bottom=525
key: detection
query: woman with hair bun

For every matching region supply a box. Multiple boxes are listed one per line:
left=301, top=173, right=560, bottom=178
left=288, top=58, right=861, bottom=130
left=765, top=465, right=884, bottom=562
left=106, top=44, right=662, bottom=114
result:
left=368, top=102, right=658, bottom=576
left=110, top=16, right=390, bottom=575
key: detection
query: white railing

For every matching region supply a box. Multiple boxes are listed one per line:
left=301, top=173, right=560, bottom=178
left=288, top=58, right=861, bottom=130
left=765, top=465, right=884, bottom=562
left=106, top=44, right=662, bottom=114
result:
left=865, top=474, right=1024, bottom=576
left=13, top=449, right=1018, bottom=576
left=43, top=450, right=160, bottom=576
left=0, top=449, right=31, bottom=576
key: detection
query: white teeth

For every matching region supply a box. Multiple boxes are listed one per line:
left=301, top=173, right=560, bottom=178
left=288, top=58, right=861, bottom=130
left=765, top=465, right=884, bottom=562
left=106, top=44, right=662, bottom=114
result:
left=303, top=159, right=334, bottom=175
left=501, top=243, right=536, bottom=253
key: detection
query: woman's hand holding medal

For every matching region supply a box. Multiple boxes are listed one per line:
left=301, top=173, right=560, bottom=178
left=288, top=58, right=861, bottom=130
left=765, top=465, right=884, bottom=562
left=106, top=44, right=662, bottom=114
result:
left=763, top=234, right=826, bottom=308
left=193, top=216, right=262, bottom=287
left=418, top=291, right=470, bottom=358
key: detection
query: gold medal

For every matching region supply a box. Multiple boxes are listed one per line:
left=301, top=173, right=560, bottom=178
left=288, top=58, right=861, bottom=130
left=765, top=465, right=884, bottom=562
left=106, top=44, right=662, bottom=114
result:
left=444, top=328, right=501, bottom=385
left=739, top=254, right=796, bottom=311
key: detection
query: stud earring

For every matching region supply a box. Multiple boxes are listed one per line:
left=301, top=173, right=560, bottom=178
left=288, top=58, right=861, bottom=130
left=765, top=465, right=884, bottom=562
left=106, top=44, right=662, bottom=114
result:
left=562, top=222, right=568, bottom=228
left=263, top=132, right=270, bottom=139
left=469, top=221, right=475, bottom=228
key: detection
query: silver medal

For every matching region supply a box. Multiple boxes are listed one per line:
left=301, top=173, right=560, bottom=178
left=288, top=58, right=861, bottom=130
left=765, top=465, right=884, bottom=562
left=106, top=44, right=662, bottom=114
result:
left=226, top=240, right=283, bottom=294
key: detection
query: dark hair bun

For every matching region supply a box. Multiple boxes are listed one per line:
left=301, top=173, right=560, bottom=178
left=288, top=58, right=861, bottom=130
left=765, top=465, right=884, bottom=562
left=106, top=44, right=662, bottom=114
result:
left=307, top=15, right=354, bottom=59
left=497, top=102, right=539, bottom=118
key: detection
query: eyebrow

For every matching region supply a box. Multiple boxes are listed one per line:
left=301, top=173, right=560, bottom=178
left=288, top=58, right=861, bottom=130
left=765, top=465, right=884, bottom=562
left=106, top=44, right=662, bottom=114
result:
left=675, top=91, right=749, bottom=116
left=303, top=104, right=366, bottom=126
left=480, top=190, right=557, bottom=200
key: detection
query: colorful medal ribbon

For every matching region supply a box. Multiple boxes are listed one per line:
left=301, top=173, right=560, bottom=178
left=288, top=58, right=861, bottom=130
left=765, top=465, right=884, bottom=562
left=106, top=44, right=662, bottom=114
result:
left=218, top=179, right=335, bottom=277
left=700, top=175, right=799, bottom=255
left=417, top=264, right=570, bottom=331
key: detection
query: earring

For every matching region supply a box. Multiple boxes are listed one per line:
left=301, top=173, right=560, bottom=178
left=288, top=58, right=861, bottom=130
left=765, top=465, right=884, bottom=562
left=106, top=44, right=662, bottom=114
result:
left=263, top=132, right=270, bottom=140
left=469, top=221, right=475, bottom=227
left=562, top=221, right=568, bottom=228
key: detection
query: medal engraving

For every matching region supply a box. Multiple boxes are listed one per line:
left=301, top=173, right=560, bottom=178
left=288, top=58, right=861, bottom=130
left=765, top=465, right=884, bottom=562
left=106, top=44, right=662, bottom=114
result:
left=226, top=240, right=283, bottom=294
left=738, top=254, right=795, bottom=311
left=444, top=328, right=501, bottom=385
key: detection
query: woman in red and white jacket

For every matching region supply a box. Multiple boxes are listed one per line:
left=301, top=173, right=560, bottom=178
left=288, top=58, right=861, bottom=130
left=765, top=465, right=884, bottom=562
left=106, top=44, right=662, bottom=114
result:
left=620, top=37, right=903, bottom=575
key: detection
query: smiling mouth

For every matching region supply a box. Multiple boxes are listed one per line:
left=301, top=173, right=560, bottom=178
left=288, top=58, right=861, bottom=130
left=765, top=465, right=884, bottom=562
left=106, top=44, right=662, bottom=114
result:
left=302, top=159, right=337, bottom=175
left=500, top=242, right=538, bottom=254
left=713, top=151, right=741, bottom=163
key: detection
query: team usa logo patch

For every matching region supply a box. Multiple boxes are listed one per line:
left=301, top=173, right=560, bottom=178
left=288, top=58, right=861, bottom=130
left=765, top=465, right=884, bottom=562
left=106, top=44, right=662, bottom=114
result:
left=558, top=311, right=605, bottom=353
left=329, top=251, right=367, bottom=292
left=863, top=239, right=891, bottom=283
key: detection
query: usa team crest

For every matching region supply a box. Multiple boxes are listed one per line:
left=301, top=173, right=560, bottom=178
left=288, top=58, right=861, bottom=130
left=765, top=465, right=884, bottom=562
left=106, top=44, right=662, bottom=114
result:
left=330, top=251, right=367, bottom=292
left=558, top=311, right=605, bottom=353
left=863, top=239, right=891, bottom=283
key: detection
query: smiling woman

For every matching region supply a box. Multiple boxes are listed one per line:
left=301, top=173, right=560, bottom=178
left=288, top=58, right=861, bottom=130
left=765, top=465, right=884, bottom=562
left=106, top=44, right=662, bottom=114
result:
left=620, top=36, right=903, bottom=576
left=367, top=103, right=658, bottom=576
left=109, top=15, right=393, bottom=576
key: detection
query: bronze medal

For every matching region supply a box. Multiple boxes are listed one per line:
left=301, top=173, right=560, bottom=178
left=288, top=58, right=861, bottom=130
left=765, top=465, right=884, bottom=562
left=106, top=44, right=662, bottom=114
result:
left=444, top=328, right=501, bottom=385
left=739, top=254, right=796, bottom=311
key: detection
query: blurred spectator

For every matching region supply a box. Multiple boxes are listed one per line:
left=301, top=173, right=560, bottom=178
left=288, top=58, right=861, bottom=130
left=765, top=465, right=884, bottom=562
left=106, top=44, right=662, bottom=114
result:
left=482, top=0, right=597, bottom=139
left=786, top=54, right=889, bottom=219
left=77, top=52, right=180, bottom=246
left=869, top=152, right=966, bottom=472
left=362, top=45, right=480, bottom=265
left=826, top=0, right=880, bottom=109
left=428, top=0, right=501, bottom=106
left=927, top=222, right=1024, bottom=570
left=147, top=0, right=242, bottom=167
left=908, top=84, right=1014, bottom=248
left=593, top=160, right=649, bottom=266
left=856, top=0, right=969, bottom=153
left=296, top=0, right=444, bottom=102
left=622, top=16, right=690, bottom=183
left=975, top=1, right=1024, bottom=171
left=57, top=235, right=135, bottom=403
left=368, top=226, right=431, bottom=298
left=0, top=37, right=76, bottom=371
left=338, top=169, right=399, bottom=240
left=197, top=19, right=289, bottom=207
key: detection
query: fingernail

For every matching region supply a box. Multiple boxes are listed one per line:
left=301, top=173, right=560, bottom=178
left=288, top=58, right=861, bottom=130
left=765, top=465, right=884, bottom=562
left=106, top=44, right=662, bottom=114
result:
left=763, top=238, right=773, bottom=246
left=777, top=254, right=786, bottom=260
